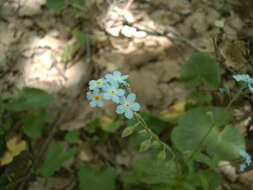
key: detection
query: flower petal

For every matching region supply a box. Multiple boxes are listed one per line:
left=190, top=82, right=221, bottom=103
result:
left=127, top=93, right=136, bottom=102
left=90, top=101, right=97, bottom=107
left=113, top=71, right=121, bottom=77
left=97, top=101, right=104, bottom=107
left=248, top=83, right=253, bottom=93
left=112, top=96, right=120, bottom=103
left=125, top=110, right=133, bottom=119
left=117, top=89, right=125, bottom=96
left=131, top=103, right=140, bottom=111
left=103, top=93, right=111, bottom=99
left=116, top=105, right=125, bottom=114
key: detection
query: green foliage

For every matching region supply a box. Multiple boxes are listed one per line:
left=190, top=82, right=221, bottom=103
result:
left=21, top=109, right=51, bottom=139
left=72, top=29, right=87, bottom=45
left=64, top=130, right=80, bottom=144
left=171, top=107, right=245, bottom=160
left=46, top=0, right=68, bottom=11
left=46, top=0, right=86, bottom=11
left=78, top=165, right=117, bottom=190
left=190, top=92, right=213, bottom=103
left=122, top=159, right=176, bottom=187
left=121, top=125, right=137, bottom=137
left=181, top=52, right=220, bottom=89
left=207, top=125, right=245, bottom=160
left=41, top=143, right=79, bottom=178
left=7, top=87, right=54, bottom=112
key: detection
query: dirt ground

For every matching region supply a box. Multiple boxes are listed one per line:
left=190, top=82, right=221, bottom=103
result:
left=0, top=0, right=253, bottom=189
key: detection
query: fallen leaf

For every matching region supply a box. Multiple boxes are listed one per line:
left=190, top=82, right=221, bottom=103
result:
left=160, top=101, right=187, bottom=119
left=0, top=136, right=27, bottom=166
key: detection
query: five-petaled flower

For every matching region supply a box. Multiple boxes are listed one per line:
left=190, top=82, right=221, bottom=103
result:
left=233, top=74, right=253, bottom=93
left=103, top=83, right=125, bottom=103
left=87, top=90, right=104, bottom=107
left=116, top=93, right=140, bottom=119
left=105, top=71, right=128, bottom=85
left=89, top=79, right=106, bottom=90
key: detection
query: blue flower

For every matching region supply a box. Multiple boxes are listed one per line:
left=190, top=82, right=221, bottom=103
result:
left=233, top=74, right=252, bottom=82
left=105, top=71, right=128, bottom=85
left=87, top=90, right=104, bottom=107
left=116, top=93, right=140, bottom=119
left=103, top=83, right=125, bottom=103
left=89, top=79, right=106, bottom=90
left=233, top=74, right=253, bottom=93
left=239, top=150, right=252, bottom=172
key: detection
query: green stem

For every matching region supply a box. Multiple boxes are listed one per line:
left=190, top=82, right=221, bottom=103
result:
left=134, top=113, right=174, bottom=158
left=226, top=85, right=246, bottom=109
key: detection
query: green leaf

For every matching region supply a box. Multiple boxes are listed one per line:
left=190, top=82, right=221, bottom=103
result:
left=181, top=52, right=220, bottom=89
left=69, top=0, right=86, bottom=6
left=139, top=139, right=152, bottom=152
left=78, top=165, right=117, bottom=190
left=102, top=120, right=123, bottom=133
left=64, top=131, right=80, bottom=144
left=171, top=107, right=214, bottom=154
left=193, top=153, right=217, bottom=168
left=7, top=88, right=54, bottom=112
left=72, top=29, right=86, bottom=44
left=21, top=109, right=51, bottom=140
left=122, top=125, right=137, bottom=137
left=141, top=113, right=167, bottom=134
left=121, top=159, right=176, bottom=186
left=172, top=107, right=244, bottom=160
left=157, top=150, right=166, bottom=160
left=207, top=125, right=245, bottom=160
left=190, top=92, right=213, bottom=103
left=41, top=143, right=79, bottom=178
left=46, top=0, right=68, bottom=11
left=171, top=107, right=232, bottom=154
left=198, top=170, right=221, bottom=190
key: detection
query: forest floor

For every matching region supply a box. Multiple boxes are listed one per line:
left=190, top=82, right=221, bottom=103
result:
left=0, top=0, right=253, bottom=189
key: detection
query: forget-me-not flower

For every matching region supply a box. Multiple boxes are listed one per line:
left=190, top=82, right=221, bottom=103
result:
left=89, top=79, right=106, bottom=90
left=87, top=90, right=104, bottom=107
left=116, top=93, right=140, bottom=119
left=233, top=74, right=253, bottom=93
left=239, top=149, right=252, bottom=172
left=103, top=83, right=125, bottom=103
left=105, top=71, right=128, bottom=85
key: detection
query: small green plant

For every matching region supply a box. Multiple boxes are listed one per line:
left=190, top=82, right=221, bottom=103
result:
left=86, top=52, right=251, bottom=189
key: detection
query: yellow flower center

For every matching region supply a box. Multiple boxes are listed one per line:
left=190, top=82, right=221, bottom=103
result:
left=111, top=90, right=116, bottom=95
left=96, top=81, right=102, bottom=85
left=94, top=96, right=100, bottom=101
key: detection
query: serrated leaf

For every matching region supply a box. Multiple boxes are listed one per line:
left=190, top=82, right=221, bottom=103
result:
left=7, top=88, right=54, bottom=112
left=46, top=0, right=67, bottom=11
left=181, top=52, right=220, bottom=89
left=78, top=165, right=117, bottom=190
left=41, top=143, right=79, bottom=178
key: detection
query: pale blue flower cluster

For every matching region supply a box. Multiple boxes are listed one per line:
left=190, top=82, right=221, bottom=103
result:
left=86, top=71, right=140, bottom=119
left=239, top=150, right=252, bottom=172
left=233, top=74, right=253, bottom=93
